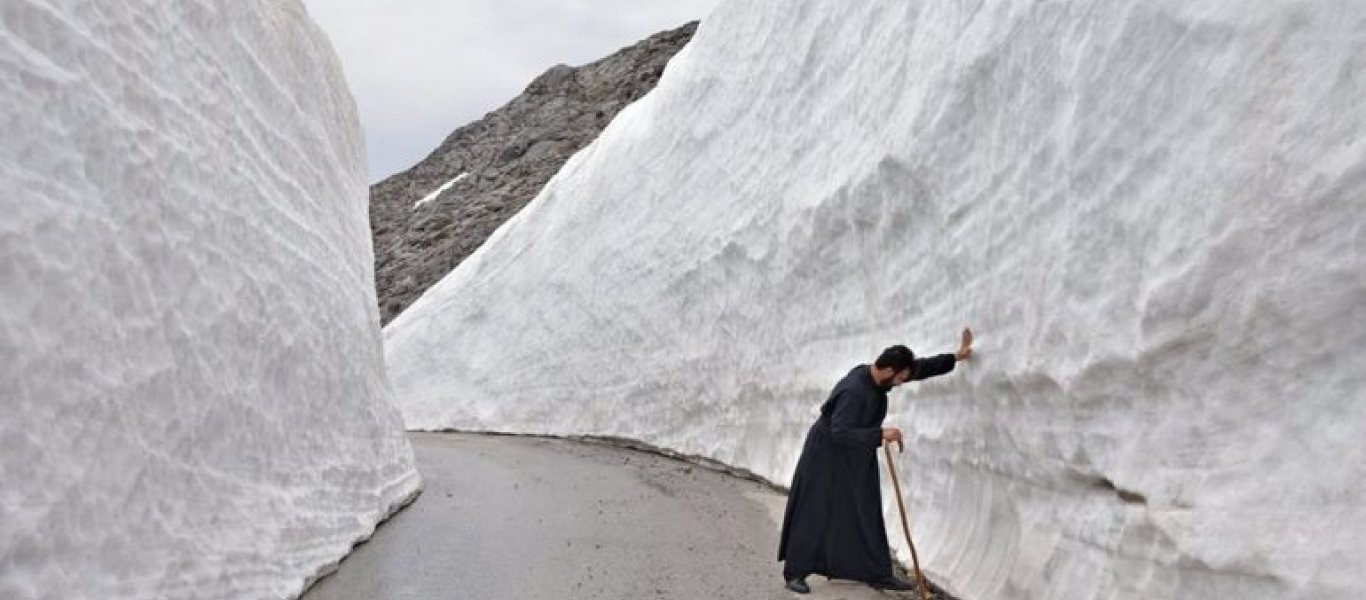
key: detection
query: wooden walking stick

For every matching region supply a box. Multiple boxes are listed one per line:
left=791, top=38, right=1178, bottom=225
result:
left=884, top=440, right=933, bottom=600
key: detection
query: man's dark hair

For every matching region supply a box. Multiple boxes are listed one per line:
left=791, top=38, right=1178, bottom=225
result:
left=875, top=345, right=916, bottom=374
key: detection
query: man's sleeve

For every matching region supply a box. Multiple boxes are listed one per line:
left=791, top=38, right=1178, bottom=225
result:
left=911, top=353, right=957, bottom=381
left=829, top=389, right=882, bottom=447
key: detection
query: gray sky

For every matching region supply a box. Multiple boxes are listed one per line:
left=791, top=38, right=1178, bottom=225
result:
left=303, top=0, right=721, bottom=182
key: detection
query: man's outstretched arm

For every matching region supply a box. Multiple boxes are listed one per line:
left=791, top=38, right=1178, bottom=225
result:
left=911, top=327, right=973, bottom=381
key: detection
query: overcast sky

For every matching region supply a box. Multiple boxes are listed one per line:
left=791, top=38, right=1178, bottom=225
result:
left=303, top=1, right=721, bottom=182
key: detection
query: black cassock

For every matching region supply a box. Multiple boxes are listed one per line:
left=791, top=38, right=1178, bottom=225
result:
left=777, top=354, right=956, bottom=582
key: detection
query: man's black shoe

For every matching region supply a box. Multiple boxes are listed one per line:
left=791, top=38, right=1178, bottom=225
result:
left=785, top=576, right=810, bottom=594
left=867, top=575, right=915, bottom=591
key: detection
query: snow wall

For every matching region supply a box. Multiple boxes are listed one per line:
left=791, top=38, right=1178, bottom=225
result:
left=0, top=1, right=421, bottom=599
left=384, top=0, right=1365, bottom=598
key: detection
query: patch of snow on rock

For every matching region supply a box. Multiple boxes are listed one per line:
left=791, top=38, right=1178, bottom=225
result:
left=413, top=173, right=470, bottom=209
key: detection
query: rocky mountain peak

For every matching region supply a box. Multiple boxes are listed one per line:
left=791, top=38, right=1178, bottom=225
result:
left=369, top=22, right=697, bottom=323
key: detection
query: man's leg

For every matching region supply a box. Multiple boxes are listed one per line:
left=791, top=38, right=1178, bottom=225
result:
left=867, top=574, right=915, bottom=591
left=784, top=573, right=811, bottom=594
left=777, top=487, right=825, bottom=594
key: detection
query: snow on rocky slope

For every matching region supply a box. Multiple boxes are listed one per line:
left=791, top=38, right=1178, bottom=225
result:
left=368, top=22, right=697, bottom=324
left=385, top=0, right=1364, bottom=598
left=1, top=2, right=420, bottom=599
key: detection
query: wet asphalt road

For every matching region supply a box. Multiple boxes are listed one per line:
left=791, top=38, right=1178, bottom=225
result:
left=301, top=432, right=937, bottom=600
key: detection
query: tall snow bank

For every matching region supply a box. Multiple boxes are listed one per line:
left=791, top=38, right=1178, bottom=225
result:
left=384, top=0, right=1364, bottom=598
left=0, top=1, right=420, bottom=599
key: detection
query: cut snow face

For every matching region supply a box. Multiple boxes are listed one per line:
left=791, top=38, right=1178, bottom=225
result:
left=384, top=1, right=1366, bottom=600
left=413, top=172, right=470, bottom=209
left=0, top=2, right=420, bottom=599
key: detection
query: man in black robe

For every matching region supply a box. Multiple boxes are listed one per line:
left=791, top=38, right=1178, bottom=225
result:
left=778, top=328, right=973, bottom=594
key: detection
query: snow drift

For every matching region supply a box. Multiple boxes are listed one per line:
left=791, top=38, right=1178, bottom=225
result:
left=0, top=1, right=420, bottom=599
left=384, top=0, right=1364, bottom=598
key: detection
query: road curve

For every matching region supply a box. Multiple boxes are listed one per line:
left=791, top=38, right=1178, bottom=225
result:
left=302, top=432, right=945, bottom=600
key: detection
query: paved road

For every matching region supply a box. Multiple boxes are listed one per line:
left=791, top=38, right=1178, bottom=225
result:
left=301, top=432, right=944, bottom=600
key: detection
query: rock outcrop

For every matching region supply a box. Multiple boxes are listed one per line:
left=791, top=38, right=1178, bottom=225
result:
left=369, top=22, right=697, bottom=323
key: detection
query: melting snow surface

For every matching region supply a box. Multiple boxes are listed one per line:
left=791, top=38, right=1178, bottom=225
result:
left=1, top=2, right=421, bottom=599
left=385, top=1, right=1365, bottom=598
